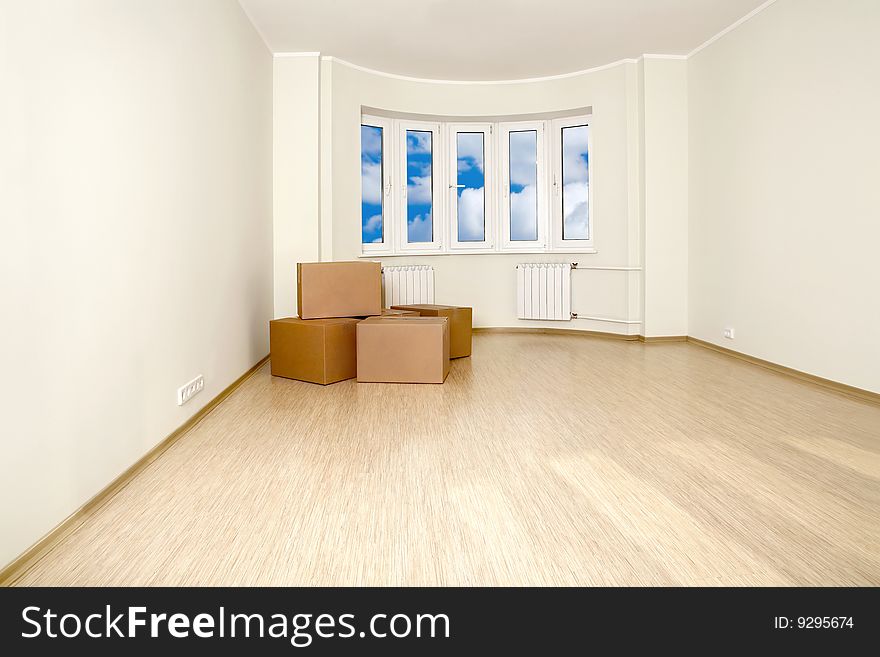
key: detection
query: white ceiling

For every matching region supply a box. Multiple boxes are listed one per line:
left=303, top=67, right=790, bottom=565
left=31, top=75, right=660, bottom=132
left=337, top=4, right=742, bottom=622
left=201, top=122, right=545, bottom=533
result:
left=238, top=0, right=769, bottom=80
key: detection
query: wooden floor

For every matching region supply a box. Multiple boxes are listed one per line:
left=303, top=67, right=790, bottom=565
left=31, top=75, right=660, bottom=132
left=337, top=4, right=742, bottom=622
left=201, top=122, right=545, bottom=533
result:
left=12, top=334, right=880, bottom=586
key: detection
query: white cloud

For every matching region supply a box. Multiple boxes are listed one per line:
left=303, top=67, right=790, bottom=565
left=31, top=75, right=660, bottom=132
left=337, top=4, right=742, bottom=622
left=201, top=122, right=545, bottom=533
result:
left=509, top=131, right=537, bottom=186
left=363, top=213, right=382, bottom=234
left=457, top=187, right=485, bottom=241
left=371, top=237, right=383, bottom=243
left=562, top=182, right=589, bottom=239
left=361, top=161, right=382, bottom=205
left=361, top=125, right=383, bottom=159
left=407, top=175, right=433, bottom=204
left=456, top=133, right=484, bottom=173
left=562, top=125, right=589, bottom=184
left=510, top=184, right=537, bottom=241
left=406, top=131, right=432, bottom=154
left=408, top=212, right=433, bottom=242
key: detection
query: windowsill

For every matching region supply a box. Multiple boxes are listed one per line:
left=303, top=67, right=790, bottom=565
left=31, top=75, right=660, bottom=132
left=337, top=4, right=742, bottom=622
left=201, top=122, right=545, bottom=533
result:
left=359, top=248, right=598, bottom=258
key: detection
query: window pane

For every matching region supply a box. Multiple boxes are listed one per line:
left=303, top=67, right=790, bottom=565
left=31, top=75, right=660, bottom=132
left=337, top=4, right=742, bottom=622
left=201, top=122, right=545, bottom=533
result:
left=360, top=124, right=383, bottom=244
left=456, top=132, right=485, bottom=242
left=406, top=130, right=433, bottom=242
left=509, top=130, right=538, bottom=241
left=562, top=125, right=589, bottom=240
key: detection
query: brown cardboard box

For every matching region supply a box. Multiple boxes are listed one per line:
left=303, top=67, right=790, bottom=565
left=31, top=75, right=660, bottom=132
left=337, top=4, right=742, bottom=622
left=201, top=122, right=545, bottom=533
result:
left=354, top=308, right=420, bottom=320
left=297, top=261, right=381, bottom=319
left=380, top=308, right=420, bottom=317
left=390, top=304, right=473, bottom=358
left=270, top=317, right=359, bottom=385
left=356, top=317, right=450, bottom=384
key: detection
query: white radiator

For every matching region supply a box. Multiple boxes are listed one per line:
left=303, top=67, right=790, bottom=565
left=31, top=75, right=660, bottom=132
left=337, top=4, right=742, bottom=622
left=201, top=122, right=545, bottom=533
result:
left=516, top=263, right=571, bottom=320
left=382, top=265, right=435, bottom=306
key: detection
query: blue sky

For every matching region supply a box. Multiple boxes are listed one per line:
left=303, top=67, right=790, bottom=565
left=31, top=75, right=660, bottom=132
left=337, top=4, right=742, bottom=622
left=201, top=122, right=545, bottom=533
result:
left=361, top=124, right=383, bottom=243
left=456, top=132, right=485, bottom=241
left=405, top=130, right=433, bottom=242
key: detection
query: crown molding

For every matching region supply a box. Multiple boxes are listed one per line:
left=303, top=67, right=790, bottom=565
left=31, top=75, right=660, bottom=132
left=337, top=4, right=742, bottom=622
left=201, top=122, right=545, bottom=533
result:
left=274, top=51, right=321, bottom=58
left=257, top=0, right=779, bottom=81
left=688, top=0, right=778, bottom=57
left=639, top=54, right=688, bottom=61
left=235, top=0, right=273, bottom=55
left=319, top=55, right=639, bottom=85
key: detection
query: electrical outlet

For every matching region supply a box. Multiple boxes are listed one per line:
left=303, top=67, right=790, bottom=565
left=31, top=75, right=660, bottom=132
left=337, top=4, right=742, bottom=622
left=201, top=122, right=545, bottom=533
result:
left=723, top=328, right=735, bottom=340
left=177, top=374, right=204, bottom=406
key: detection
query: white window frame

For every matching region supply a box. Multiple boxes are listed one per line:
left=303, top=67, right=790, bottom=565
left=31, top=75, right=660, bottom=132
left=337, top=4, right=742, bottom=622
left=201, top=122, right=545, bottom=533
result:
left=499, top=120, right=549, bottom=252
left=446, top=123, right=495, bottom=252
left=550, top=115, right=594, bottom=252
left=359, top=112, right=596, bottom=257
left=396, top=120, right=444, bottom=253
left=360, top=115, right=393, bottom=255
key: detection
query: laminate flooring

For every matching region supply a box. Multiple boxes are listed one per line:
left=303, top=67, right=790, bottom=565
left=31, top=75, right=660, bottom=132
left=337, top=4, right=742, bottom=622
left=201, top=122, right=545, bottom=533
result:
left=13, top=334, right=880, bottom=586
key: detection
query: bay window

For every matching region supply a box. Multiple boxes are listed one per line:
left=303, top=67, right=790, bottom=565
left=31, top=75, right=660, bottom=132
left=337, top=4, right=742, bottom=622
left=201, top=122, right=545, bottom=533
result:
left=361, top=111, right=592, bottom=255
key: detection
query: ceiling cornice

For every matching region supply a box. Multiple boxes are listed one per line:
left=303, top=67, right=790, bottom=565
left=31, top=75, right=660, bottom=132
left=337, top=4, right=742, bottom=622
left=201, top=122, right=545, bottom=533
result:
left=268, top=0, right=778, bottom=84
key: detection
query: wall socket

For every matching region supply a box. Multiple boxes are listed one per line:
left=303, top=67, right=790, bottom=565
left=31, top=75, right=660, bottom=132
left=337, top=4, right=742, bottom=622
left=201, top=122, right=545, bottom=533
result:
left=177, top=374, right=204, bottom=406
left=723, top=328, right=735, bottom=339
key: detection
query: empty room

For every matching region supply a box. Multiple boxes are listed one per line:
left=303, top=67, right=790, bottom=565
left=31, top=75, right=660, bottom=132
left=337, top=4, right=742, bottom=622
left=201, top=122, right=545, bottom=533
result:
left=1, top=0, right=878, bottom=649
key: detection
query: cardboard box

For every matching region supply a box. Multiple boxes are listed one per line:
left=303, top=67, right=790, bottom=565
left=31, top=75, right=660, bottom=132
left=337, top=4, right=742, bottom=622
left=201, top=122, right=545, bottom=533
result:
left=270, top=317, right=359, bottom=385
left=354, top=308, right=420, bottom=320
left=390, top=304, right=472, bottom=358
left=380, top=308, right=420, bottom=317
left=356, top=317, right=450, bottom=384
left=297, top=261, right=381, bottom=319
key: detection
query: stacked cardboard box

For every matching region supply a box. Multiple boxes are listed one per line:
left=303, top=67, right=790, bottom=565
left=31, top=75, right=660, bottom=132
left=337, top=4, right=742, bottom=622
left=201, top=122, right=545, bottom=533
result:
left=269, top=317, right=359, bottom=385
left=297, top=261, right=381, bottom=319
left=357, top=317, right=450, bottom=383
left=378, top=308, right=420, bottom=317
left=270, top=261, right=472, bottom=385
left=390, top=304, right=472, bottom=358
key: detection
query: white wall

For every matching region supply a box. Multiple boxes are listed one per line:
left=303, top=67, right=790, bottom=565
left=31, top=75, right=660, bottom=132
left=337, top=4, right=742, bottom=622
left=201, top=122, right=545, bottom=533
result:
left=640, top=58, right=689, bottom=337
left=0, top=0, right=273, bottom=569
left=273, top=54, right=321, bottom=317
left=323, top=59, right=645, bottom=334
left=688, top=0, right=880, bottom=392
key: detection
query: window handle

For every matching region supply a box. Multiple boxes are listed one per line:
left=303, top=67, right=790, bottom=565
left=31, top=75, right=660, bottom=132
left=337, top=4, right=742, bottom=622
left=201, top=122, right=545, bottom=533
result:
left=449, top=184, right=466, bottom=189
